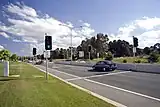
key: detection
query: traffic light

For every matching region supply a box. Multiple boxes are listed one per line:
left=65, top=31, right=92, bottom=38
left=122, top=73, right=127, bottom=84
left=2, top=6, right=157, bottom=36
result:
left=88, top=45, right=92, bottom=52
left=133, top=37, right=138, bottom=47
left=33, top=48, right=36, bottom=56
left=45, top=36, right=52, bottom=50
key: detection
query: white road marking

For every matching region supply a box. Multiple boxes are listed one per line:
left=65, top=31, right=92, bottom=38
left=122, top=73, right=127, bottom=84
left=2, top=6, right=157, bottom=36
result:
left=65, top=77, right=82, bottom=81
left=66, top=71, right=131, bottom=81
left=49, top=67, right=79, bottom=78
left=33, top=65, right=126, bottom=107
left=84, top=71, right=131, bottom=79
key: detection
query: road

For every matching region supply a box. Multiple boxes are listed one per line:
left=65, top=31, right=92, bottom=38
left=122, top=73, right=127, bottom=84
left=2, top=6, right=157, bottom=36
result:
left=37, top=62, right=160, bottom=107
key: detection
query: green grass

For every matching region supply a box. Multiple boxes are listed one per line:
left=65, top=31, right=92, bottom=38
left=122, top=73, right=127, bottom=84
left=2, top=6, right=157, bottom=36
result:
left=92, top=58, right=104, bottom=62
left=0, top=62, right=4, bottom=76
left=92, top=57, right=149, bottom=63
left=0, top=62, right=114, bottom=107
left=112, top=57, right=148, bottom=63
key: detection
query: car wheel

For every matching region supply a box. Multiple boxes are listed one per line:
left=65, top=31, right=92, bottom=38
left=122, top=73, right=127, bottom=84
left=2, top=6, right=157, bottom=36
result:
left=112, top=68, right=116, bottom=71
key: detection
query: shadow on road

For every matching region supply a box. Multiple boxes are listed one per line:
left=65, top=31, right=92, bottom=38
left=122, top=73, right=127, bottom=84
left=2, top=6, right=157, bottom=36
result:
left=87, top=69, right=111, bottom=75
left=0, top=77, right=18, bottom=81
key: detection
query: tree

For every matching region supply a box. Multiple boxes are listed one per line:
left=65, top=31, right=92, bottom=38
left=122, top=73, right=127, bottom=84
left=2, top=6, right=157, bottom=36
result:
left=10, top=54, right=18, bottom=61
left=76, top=33, right=109, bottom=59
left=0, top=49, right=11, bottom=60
left=143, top=47, right=150, bottom=55
left=104, top=52, right=113, bottom=60
left=108, top=40, right=132, bottom=57
left=154, top=43, right=160, bottom=54
left=148, top=52, right=159, bottom=63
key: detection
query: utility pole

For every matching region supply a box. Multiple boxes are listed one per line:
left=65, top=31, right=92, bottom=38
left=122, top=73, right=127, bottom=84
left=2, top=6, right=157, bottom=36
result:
left=59, top=24, right=84, bottom=62
left=88, top=45, right=91, bottom=61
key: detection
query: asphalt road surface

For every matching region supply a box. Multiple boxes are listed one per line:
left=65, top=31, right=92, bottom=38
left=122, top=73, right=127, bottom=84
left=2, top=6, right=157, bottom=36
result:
left=39, top=62, right=160, bottom=107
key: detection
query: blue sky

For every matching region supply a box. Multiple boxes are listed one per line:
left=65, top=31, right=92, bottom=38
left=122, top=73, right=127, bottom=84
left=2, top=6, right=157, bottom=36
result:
left=0, top=0, right=160, bottom=55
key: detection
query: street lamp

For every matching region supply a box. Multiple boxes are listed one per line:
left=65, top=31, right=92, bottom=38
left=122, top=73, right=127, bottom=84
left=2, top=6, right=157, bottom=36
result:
left=59, top=24, right=83, bottom=61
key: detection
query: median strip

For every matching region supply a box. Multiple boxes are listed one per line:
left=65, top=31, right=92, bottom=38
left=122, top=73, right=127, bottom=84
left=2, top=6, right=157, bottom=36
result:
left=0, top=62, right=115, bottom=107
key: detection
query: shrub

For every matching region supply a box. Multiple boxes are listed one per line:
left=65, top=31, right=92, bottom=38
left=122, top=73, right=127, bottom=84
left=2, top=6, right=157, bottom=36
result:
left=148, top=52, right=159, bottom=63
left=134, top=59, right=141, bottom=63
left=123, top=59, right=127, bottom=63
left=104, top=52, right=113, bottom=61
left=158, top=57, right=160, bottom=63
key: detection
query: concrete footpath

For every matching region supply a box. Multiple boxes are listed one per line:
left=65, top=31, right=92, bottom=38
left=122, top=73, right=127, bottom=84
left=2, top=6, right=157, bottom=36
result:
left=35, top=65, right=160, bottom=107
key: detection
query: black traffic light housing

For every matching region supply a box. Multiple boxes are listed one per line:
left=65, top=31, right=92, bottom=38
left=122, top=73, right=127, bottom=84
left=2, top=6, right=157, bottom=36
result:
left=45, top=36, right=52, bottom=50
left=88, top=45, right=92, bottom=52
left=33, top=48, right=36, bottom=56
left=133, top=37, right=138, bottom=47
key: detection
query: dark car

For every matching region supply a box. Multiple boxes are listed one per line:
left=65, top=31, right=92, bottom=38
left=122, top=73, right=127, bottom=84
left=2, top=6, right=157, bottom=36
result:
left=92, top=60, right=117, bottom=71
left=35, top=60, right=44, bottom=65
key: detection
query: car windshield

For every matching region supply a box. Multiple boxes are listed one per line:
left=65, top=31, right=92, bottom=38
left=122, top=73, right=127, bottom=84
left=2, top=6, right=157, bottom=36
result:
left=104, top=61, right=112, bottom=64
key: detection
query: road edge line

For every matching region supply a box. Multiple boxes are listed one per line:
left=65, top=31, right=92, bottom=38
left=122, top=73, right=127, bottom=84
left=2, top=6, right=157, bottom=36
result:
left=32, top=64, right=127, bottom=107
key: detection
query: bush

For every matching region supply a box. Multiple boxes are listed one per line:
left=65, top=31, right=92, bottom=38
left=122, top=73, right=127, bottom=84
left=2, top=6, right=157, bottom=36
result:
left=123, top=59, right=127, bottom=63
left=134, top=59, right=141, bottom=63
left=104, top=52, right=113, bottom=61
left=148, top=52, right=159, bottom=63
left=158, top=57, right=160, bottom=63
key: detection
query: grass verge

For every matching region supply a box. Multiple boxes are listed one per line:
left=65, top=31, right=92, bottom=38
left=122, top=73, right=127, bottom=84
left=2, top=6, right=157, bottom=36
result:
left=0, top=62, right=114, bottom=107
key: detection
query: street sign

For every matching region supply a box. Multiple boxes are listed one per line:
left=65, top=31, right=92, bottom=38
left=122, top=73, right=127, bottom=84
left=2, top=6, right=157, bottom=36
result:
left=44, top=51, right=50, bottom=58
left=133, top=47, right=136, bottom=53
left=79, top=51, right=84, bottom=57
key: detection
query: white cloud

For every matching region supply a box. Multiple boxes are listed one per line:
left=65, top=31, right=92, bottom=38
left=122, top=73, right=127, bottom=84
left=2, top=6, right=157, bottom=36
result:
left=0, top=32, right=10, bottom=38
left=0, top=45, right=4, bottom=51
left=0, top=2, right=95, bottom=55
left=13, top=39, right=22, bottom=42
left=83, top=23, right=90, bottom=27
left=6, top=2, right=37, bottom=17
left=109, top=17, right=160, bottom=48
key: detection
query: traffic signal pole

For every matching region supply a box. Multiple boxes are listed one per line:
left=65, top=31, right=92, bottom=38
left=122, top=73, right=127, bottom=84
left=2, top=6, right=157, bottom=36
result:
left=45, top=51, right=48, bottom=80
left=133, top=36, right=138, bottom=57
left=45, top=33, right=52, bottom=80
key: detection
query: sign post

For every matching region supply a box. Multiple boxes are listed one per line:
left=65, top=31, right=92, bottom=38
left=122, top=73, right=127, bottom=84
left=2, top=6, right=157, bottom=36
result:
left=133, top=47, right=136, bottom=57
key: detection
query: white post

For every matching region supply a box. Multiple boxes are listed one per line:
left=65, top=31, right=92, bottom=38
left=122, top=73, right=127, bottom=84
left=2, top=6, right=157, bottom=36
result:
left=97, top=53, right=99, bottom=58
left=46, top=51, right=48, bottom=80
left=4, top=61, right=9, bottom=77
left=89, top=52, right=91, bottom=60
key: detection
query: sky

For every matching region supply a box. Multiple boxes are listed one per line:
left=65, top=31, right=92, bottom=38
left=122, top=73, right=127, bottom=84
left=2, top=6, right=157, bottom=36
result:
left=0, top=0, right=160, bottom=56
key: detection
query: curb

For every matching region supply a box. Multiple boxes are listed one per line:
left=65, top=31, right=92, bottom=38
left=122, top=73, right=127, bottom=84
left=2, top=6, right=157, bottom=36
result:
left=31, top=64, right=127, bottom=107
